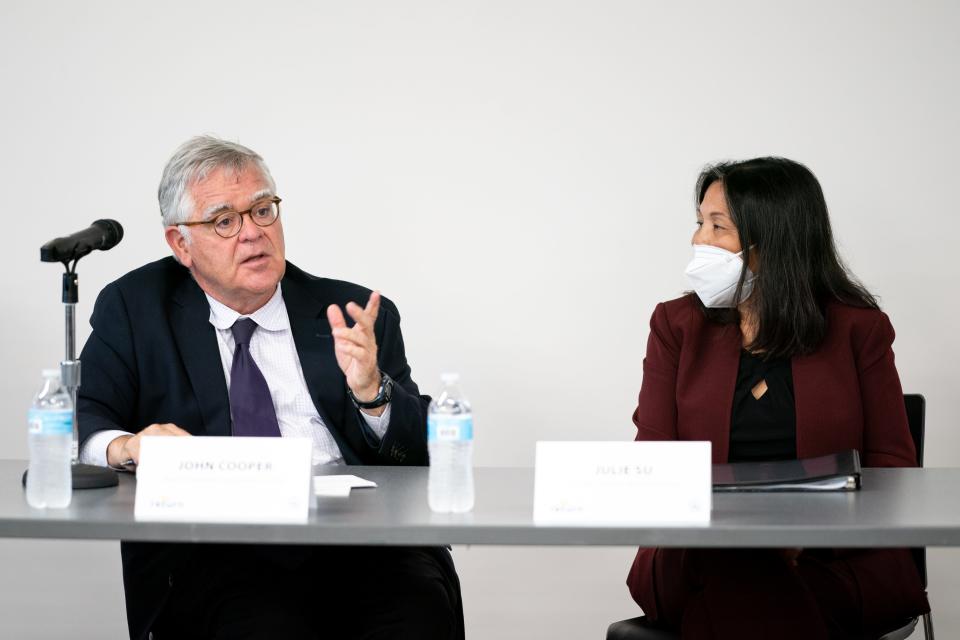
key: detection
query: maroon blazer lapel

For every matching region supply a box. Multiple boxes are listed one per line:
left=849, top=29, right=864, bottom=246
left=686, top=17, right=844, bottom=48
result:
left=678, top=321, right=741, bottom=463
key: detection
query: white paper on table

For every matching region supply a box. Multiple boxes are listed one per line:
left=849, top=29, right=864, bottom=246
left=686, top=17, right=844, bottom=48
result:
left=313, top=474, right=378, bottom=497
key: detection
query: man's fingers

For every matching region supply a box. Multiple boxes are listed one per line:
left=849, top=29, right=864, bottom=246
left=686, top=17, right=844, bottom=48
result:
left=336, top=342, right=370, bottom=362
left=333, top=327, right=373, bottom=348
left=164, top=424, right=191, bottom=436
left=123, top=424, right=190, bottom=465
left=151, top=423, right=190, bottom=436
left=141, top=423, right=190, bottom=436
left=345, top=301, right=369, bottom=328
left=347, top=292, right=380, bottom=329
left=365, top=291, right=381, bottom=323
left=327, top=304, right=347, bottom=330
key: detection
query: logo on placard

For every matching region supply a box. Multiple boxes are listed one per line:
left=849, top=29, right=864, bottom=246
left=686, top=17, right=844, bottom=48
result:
left=550, top=499, right=584, bottom=514
left=150, top=496, right=184, bottom=509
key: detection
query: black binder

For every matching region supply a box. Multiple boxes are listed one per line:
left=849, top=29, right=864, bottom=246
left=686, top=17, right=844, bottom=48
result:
left=712, top=449, right=862, bottom=492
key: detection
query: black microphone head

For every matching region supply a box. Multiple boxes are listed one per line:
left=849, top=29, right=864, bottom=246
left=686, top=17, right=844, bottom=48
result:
left=40, top=219, right=125, bottom=263
left=92, top=219, right=124, bottom=250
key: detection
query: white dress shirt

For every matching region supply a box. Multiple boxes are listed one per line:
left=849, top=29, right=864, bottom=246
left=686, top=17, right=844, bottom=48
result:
left=80, top=283, right=390, bottom=467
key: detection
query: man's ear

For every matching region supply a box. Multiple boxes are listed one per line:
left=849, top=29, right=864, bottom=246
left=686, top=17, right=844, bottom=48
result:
left=164, top=226, right=193, bottom=268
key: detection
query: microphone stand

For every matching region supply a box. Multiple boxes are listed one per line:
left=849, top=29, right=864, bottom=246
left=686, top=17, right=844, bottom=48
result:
left=23, top=260, right=118, bottom=489
left=60, top=263, right=118, bottom=488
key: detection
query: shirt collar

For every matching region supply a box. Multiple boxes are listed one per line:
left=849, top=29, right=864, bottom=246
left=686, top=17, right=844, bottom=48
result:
left=206, top=283, right=289, bottom=332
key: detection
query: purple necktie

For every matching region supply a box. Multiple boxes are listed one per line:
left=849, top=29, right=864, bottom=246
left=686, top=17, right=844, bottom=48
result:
left=229, top=318, right=282, bottom=437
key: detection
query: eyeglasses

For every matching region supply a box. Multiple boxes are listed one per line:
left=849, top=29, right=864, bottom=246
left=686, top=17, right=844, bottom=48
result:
left=178, top=197, right=282, bottom=238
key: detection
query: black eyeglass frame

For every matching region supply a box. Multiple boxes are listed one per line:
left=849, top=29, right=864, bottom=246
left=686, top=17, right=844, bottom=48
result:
left=177, top=196, right=282, bottom=238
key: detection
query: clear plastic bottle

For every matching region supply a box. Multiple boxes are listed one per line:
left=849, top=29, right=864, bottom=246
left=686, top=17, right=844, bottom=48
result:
left=427, top=373, right=474, bottom=513
left=26, top=369, right=73, bottom=508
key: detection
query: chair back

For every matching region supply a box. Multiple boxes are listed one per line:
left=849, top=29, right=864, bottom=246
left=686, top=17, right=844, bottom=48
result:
left=903, top=393, right=927, bottom=587
left=903, top=394, right=925, bottom=466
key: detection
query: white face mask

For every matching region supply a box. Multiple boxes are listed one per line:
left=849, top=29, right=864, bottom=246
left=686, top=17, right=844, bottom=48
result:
left=684, top=244, right=756, bottom=308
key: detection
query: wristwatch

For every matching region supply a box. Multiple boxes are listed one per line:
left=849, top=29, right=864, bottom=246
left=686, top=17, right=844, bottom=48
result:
left=348, top=371, right=394, bottom=409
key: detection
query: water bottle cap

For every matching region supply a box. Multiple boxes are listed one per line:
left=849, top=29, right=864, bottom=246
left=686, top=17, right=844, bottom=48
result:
left=41, top=369, right=61, bottom=378
left=440, top=372, right=460, bottom=384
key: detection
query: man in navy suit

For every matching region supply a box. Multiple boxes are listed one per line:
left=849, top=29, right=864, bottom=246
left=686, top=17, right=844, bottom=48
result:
left=77, top=136, right=462, bottom=640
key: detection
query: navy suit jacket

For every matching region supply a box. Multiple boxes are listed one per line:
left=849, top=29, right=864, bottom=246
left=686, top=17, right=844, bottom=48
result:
left=78, top=257, right=430, bottom=464
left=77, top=257, right=439, bottom=639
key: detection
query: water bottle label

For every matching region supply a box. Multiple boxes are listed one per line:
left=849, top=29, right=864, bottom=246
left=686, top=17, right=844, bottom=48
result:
left=428, top=415, right=473, bottom=442
left=27, top=409, right=73, bottom=436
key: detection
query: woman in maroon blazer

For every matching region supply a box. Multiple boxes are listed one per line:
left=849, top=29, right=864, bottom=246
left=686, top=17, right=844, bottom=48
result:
left=626, top=158, right=929, bottom=639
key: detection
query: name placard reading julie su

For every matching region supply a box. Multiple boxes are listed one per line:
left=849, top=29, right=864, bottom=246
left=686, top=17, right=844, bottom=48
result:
left=533, top=441, right=712, bottom=526
left=134, top=436, right=313, bottom=524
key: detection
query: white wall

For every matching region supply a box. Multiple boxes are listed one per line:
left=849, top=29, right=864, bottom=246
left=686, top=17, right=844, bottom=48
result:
left=1, top=1, right=958, bottom=637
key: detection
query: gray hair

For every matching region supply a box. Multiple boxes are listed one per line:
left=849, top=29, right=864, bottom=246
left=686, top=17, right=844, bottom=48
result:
left=158, top=135, right=276, bottom=227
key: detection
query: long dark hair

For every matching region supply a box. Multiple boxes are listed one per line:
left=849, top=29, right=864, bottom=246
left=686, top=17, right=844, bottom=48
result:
left=695, top=157, right=878, bottom=358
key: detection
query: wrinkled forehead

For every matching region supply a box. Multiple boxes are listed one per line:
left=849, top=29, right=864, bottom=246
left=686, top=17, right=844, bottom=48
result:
left=189, top=164, right=275, bottom=221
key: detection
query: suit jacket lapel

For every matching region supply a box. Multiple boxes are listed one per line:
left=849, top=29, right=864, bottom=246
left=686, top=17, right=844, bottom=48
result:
left=281, top=274, right=359, bottom=463
left=169, top=276, right=231, bottom=437
left=678, top=319, right=741, bottom=463
left=711, top=324, right=742, bottom=463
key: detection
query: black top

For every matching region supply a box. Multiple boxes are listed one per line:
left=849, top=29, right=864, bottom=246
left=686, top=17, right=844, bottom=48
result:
left=728, top=350, right=797, bottom=462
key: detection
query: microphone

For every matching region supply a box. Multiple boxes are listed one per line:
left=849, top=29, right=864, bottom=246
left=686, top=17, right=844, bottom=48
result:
left=40, top=219, right=124, bottom=263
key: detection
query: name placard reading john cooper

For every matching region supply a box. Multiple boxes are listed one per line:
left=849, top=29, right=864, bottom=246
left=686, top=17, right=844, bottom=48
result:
left=134, top=436, right=313, bottom=523
left=533, top=441, right=712, bottom=526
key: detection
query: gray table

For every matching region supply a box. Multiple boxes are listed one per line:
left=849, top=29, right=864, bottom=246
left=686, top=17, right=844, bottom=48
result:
left=2, top=461, right=959, bottom=548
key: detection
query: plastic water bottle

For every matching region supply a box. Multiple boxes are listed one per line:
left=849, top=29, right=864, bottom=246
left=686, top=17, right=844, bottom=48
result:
left=428, top=373, right=474, bottom=513
left=25, top=369, right=73, bottom=508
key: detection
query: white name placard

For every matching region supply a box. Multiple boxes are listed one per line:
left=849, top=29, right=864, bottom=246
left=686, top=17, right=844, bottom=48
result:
left=533, top=441, right=712, bottom=526
left=134, top=436, right=313, bottom=524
